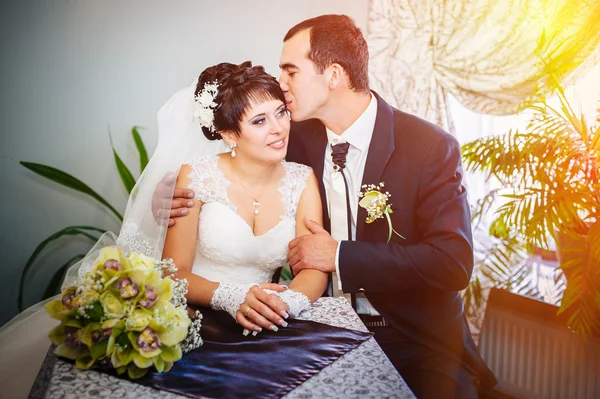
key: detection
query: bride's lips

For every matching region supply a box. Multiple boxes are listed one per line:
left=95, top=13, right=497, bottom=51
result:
left=268, top=138, right=287, bottom=150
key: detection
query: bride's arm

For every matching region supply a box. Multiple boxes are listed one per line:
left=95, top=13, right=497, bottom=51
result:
left=287, top=172, right=328, bottom=302
left=163, top=164, right=287, bottom=333
left=162, top=164, right=218, bottom=306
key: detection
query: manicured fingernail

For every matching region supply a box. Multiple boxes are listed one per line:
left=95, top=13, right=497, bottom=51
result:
left=181, top=208, right=189, bottom=215
left=187, top=201, right=194, bottom=207
left=270, top=325, right=279, bottom=332
left=252, top=330, right=259, bottom=336
left=280, top=311, right=289, bottom=319
left=187, top=192, right=194, bottom=198
left=279, top=320, right=288, bottom=328
left=243, top=329, right=249, bottom=336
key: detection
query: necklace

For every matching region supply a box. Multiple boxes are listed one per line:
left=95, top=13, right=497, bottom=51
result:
left=229, top=156, right=275, bottom=215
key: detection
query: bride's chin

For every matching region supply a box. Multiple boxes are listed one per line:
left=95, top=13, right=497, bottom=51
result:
left=267, top=146, right=288, bottom=162
left=270, top=152, right=287, bottom=163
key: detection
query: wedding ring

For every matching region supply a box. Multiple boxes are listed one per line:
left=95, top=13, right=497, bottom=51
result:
left=243, top=304, right=251, bottom=316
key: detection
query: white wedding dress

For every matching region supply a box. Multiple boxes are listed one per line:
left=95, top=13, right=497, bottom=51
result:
left=187, top=155, right=311, bottom=285
left=0, top=154, right=313, bottom=398
left=119, top=154, right=313, bottom=285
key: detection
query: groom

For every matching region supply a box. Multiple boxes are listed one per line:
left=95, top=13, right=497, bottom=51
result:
left=280, top=15, right=495, bottom=398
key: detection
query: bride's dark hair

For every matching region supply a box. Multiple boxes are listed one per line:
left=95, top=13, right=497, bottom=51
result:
left=195, top=61, right=286, bottom=141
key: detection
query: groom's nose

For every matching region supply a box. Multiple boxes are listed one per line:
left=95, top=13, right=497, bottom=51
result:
left=279, top=74, right=289, bottom=92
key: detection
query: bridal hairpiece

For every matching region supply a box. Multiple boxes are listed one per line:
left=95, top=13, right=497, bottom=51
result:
left=194, top=81, right=220, bottom=133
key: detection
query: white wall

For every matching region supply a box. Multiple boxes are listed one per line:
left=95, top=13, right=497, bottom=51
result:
left=0, top=0, right=370, bottom=326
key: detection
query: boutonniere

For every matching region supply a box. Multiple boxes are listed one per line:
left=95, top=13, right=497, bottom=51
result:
left=358, top=183, right=405, bottom=243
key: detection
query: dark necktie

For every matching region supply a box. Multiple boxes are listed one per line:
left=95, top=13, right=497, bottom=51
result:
left=331, top=142, right=353, bottom=240
left=329, top=141, right=355, bottom=308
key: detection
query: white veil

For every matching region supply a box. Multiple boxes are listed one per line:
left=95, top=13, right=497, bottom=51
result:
left=62, top=83, right=229, bottom=288
left=1, top=82, right=228, bottom=339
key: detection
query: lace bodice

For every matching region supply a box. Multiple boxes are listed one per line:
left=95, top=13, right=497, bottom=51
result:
left=186, top=155, right=312, bottom=285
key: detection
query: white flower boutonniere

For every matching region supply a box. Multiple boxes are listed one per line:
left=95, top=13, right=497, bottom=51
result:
left=358, top=182, right=405, bottom=243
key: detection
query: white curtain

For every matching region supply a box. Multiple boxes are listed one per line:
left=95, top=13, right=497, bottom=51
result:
left=366, top=0, right=600, bottom=132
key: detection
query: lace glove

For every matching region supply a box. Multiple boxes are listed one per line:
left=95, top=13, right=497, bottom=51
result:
left=210, top=282, right=257, bottom=320
left=263, top=288, right=311, bottom=318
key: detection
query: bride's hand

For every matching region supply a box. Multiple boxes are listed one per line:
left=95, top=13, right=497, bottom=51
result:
left=236, top=284, right=289, bottom=335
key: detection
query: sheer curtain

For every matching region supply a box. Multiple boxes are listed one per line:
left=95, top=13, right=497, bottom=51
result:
left=448, top=61, right=600, bottom=204
left=366, top=0, right=600, bottom=132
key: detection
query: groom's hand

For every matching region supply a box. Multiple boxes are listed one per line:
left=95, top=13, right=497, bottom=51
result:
left=288, top=217, right=337, bottom=275
left=151, top=172, right=195, bottom=227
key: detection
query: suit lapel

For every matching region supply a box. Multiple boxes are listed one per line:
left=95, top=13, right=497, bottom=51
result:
left=356, top=93, right=396, bottom=241
left=303, top=122, right=331, bottom=232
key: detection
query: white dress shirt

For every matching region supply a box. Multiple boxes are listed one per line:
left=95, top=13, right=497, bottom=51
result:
left=323, top=94, right=379, bottom=315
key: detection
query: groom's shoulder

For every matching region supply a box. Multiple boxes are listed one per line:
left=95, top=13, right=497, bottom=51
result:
left=391, top=107, right=458, bottom=148
left=287, top=119, right=324, bottom=163
left=290, top=119, right=324, bottom=139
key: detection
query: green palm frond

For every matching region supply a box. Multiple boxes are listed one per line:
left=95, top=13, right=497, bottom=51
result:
left=558, top=223, right=600, bottom=337
left=461, top=48, right=600, bottom=337
left=462, top=276, right=482, bottom=318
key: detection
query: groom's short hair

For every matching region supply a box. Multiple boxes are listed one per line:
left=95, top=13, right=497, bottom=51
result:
left=284, top=14, right=369, bottom=93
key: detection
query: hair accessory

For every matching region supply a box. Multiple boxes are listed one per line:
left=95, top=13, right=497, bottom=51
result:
left=194, top=81, right=220, bottom=133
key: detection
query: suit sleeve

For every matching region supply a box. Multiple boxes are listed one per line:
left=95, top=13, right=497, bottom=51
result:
left=339, top=135, right=474, bottom=292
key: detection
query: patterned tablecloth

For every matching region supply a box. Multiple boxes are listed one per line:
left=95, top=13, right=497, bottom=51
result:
left=30, top=297, right=415, bottom=399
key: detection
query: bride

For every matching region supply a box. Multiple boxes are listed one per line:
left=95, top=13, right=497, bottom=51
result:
left=158, top=61, right=328, bottom=334
left=0, top=61, right=328, bottom=396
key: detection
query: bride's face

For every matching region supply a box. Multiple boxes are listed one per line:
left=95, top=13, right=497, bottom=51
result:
left=227, top=98, right=290, bottom=163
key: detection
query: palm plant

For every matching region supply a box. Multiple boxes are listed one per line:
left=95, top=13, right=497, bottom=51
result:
left=462, top=190, right=541, bottom=334
left=461, top=46, right=600, bottom=337
left=18, top=127, right=148, bottom=311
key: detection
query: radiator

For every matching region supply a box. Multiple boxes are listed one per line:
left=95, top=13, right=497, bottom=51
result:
left=479, top=289, right=600, bottom=399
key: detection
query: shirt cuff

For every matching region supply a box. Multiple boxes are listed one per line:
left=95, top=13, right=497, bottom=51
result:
left=335, top=241, right=343, bottom=291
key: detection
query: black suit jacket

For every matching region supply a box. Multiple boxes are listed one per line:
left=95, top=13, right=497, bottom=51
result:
left=286, top=92, right=496, bottom=388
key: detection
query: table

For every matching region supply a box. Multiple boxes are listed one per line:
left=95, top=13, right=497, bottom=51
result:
left=29, top=297, right=415, bottom=398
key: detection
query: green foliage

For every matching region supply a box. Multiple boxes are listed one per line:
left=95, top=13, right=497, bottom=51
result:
left=463, top=192, right=540, bottom=321
left=461, top=47, right=600, bottom=337
left=19, top=163, right=123, bottom=221
left=18, top=127, right=148, bottom=311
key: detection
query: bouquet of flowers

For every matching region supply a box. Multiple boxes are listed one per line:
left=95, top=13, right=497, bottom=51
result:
left=45, top=246, right=202, bottom=379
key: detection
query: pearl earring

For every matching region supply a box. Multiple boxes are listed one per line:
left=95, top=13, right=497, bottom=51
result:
left=230, top=143, right=237, bottom=158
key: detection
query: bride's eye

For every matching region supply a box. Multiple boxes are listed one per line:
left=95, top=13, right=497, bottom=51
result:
left=275, top=108, right=286, bottom=117
left=252, top=118, right=266, bottom=125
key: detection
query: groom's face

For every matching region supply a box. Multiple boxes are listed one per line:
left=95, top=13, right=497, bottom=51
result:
left=279, top=29, right=330, bottom=122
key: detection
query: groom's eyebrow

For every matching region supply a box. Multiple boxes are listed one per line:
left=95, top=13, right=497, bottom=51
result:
left=279, top=63, right=298, bottom=70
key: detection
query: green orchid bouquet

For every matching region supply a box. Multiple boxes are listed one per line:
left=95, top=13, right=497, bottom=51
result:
left=45, top=246, right=202, bottom=379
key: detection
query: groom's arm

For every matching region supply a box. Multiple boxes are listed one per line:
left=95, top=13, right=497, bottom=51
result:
left=340, top=135, right=473, bottom=293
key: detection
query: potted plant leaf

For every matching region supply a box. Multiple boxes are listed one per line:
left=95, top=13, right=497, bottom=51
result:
left=18, top=127, right=148, bottom=311
left=461, top=46, right=600, bottom=337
